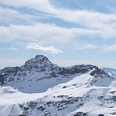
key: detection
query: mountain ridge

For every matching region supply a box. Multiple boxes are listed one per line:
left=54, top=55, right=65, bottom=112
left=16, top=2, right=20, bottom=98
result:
left=0, top=55, right=115, bottom=116
left=0, top=55, right=102, bottom=93
left=101, top=67, right=116, bottom=79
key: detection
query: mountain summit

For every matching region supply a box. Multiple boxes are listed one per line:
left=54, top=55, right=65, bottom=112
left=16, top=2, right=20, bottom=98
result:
left=0, top=55, right=115, bottom=116
left=24, top=55, right=52, bottom=67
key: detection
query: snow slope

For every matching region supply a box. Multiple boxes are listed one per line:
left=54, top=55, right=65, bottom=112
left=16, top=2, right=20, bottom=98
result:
left=0, top=55, right=115, bottom=116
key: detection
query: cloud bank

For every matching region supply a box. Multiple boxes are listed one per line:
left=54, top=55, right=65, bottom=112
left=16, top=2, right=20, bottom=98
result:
left=1, top=0, right=116, bottom=43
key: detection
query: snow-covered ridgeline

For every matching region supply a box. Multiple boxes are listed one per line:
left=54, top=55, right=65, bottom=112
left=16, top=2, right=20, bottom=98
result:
left=0, top=55, right=115, bottom=116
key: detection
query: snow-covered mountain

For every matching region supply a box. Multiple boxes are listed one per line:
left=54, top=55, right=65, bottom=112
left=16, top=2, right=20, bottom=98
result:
left=0, top=55, right=116, bottom=116
left=101, top=67, right=116, bottom=79
left=0, top=55, right=97, bottom=93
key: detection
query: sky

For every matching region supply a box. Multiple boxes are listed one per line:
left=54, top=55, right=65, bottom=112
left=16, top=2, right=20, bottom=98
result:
left=0, top=0, right=116, bottom=69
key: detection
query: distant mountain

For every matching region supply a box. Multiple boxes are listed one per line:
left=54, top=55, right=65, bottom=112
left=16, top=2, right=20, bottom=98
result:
left=0, top=55, right=115, bottom=116
left=101, top=67, right=116, bottom=79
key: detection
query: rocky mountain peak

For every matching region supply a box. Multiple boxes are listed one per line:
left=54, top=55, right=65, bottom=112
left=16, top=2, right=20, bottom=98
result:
left=24, top=55, right=52, bottom=68
left=35, top=55, right=51, bottom=62
left=90, top=67, right=110, bottom=78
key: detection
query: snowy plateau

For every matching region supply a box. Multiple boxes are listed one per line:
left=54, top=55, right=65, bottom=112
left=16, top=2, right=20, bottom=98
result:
left=0, top=55, right=116, bottom=116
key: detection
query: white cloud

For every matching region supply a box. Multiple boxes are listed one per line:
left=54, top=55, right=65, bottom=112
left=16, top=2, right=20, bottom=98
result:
left=26, top=43, right=63, bottom=54
left=1, top=0, right=115, bottom=25
left=0, top=6, right=41, bottom=25
left=9, top=45, right=19, bottom=51
left=1, top=0, right=116, bottom=30
left=0, top=0, right=55, bottom=13
left=0, top=24, right=98, bottom=43
left=1, top=0, right=116, bottom=41
left=1, top=0, right=116, bottom=45
left=103, top=43, right=116, bottom=51
left=53, top=9, right=116, bottom=39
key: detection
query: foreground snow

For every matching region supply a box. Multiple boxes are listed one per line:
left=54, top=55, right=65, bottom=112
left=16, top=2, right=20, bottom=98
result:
left=0, top=71, right=116, bottom=116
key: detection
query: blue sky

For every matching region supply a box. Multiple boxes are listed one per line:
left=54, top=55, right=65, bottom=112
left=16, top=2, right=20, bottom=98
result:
left=0, top=0, right=116, bottom=69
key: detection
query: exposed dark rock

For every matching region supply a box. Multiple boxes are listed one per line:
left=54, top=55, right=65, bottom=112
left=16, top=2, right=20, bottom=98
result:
left=73, top=112, right=87, bottom=116
left=19, top=114, right=25, bottom=116
left=44, top=111, right=51, bottom=116
left=37, top=105, right=46, bottom=111
left=24, top=107, right=29, bottom=110
left=28, top=101, right=38, bottom=110
left=98, top=114, right=104, bottom=116
left=90, top=67, right=110, bottom=78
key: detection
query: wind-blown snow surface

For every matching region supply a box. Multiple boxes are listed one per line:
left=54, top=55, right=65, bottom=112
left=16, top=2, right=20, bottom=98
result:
left=0, top=55, right=116, bottom=116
